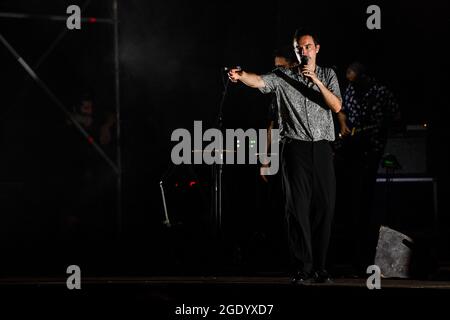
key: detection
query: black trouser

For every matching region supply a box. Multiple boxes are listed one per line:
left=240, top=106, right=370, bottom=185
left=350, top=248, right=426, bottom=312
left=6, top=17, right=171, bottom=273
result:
left=281, top=138, right=336, bottom=274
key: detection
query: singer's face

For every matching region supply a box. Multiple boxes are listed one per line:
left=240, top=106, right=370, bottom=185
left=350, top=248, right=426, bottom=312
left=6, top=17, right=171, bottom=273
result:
left=293, top=35, right=319, bottom=64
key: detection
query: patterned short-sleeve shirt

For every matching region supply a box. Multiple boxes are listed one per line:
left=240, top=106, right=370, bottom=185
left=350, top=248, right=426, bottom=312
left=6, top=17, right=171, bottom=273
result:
left=259, top=66, right=341, bottom=142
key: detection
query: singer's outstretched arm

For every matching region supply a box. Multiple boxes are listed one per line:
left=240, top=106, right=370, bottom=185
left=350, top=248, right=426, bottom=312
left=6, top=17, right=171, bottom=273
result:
left=228, top=69, right=265, bottom=88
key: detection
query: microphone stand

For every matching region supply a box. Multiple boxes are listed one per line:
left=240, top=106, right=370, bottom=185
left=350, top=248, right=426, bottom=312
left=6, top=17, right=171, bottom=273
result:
left=212, top=69, right=230, bottom=243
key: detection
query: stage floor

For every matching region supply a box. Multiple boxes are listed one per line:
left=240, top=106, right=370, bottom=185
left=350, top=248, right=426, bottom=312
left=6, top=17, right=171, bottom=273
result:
left=1, top=275, right=450, bottom=316
left=2, top=275, right=450, bottom=289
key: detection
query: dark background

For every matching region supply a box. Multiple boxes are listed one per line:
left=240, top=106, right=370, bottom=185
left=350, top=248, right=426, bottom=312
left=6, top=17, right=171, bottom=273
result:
left=0, top=0, right=449, bottom=277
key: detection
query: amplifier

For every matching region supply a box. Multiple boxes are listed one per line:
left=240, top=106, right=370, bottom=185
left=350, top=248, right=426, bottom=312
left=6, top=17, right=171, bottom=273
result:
left=378, top=126, right=428, bottom=175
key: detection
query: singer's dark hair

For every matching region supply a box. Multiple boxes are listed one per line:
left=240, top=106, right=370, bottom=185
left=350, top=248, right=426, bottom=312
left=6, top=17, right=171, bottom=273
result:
left=273, top=45, right=297, bottom=63
left=293, top=27, right=320, bottom=45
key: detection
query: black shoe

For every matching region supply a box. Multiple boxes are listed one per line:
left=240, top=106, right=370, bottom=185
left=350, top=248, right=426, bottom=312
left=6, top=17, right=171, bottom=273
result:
left=314, top=270, right=333, bottom=284
left=290, top=271, right=314, bottom=285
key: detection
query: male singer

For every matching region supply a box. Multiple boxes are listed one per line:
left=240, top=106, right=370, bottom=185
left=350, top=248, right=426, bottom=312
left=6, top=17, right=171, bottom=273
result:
left=228, top=28, right=341, bottom=284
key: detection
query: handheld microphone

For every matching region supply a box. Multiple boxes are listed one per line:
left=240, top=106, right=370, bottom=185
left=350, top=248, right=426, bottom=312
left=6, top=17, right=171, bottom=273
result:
left=300, top=55, right=309, bottom=66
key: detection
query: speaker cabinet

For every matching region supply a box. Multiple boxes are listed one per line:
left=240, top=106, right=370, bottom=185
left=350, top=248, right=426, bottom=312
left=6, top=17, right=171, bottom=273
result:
left=378, top=126, right=428, bottom=175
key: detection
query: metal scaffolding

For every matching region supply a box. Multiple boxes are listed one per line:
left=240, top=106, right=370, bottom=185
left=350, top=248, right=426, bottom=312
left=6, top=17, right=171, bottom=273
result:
left=0, top=0, right=123, bottom=236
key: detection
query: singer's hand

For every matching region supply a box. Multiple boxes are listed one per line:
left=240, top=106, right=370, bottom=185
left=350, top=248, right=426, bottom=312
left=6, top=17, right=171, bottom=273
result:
left=301, top=65, right=319, bottom=84
left=228, top=68, right=242, bottom=83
